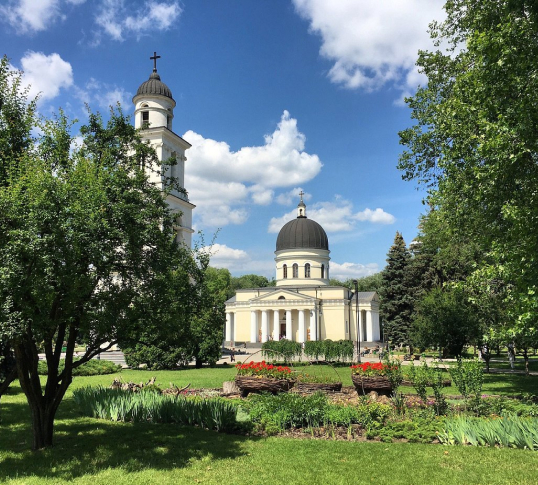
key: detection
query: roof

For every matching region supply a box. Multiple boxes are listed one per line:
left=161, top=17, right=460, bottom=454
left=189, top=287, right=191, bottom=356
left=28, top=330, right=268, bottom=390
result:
left=136, top=71, right=173, bottom=100
left=276, top=217, right=329, bottom=251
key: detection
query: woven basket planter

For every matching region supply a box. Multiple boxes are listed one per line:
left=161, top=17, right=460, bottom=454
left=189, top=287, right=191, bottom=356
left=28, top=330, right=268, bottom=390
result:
left=352, top=374, right=392, bottom=396
left=235, top=376, right=295, bottom=397
left=295, top=382, right=343, bottom=393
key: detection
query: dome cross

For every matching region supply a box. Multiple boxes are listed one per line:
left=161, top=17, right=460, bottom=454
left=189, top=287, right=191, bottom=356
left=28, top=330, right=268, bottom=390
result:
left=150, top=51, right=161, bottom=72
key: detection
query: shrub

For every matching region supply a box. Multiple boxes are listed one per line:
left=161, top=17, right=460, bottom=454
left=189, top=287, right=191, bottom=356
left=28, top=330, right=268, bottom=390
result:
left=261, top=339, right=302, bottom=361
left=449, top=358, right=484, bottom=408
left=37, top=358, right=121, bottom=376
left=303, top=340, right=354, bottom=362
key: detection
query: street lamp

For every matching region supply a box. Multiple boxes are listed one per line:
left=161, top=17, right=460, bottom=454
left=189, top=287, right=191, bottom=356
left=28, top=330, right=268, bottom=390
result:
left=353, top=279, right=361, bottom=363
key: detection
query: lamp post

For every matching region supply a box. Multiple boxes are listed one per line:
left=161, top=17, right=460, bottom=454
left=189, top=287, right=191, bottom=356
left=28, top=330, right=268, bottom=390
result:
left=353, top=279, right=361, bottom=363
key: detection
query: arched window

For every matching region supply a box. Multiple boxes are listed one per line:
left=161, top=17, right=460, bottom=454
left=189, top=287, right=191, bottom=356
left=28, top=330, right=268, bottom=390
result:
left=283, top=264, right=288, bottom=279
left=321, top=264, right=325, bottom=279
left=292, top=263, right=298, bottom=278
left=305, top=263, right=311, bottom=278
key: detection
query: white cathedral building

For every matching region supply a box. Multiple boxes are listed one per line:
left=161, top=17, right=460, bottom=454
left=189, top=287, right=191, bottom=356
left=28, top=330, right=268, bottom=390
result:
left=225, top=196, right=381, bottom=345
left=133, top=53, right=194, bottom=247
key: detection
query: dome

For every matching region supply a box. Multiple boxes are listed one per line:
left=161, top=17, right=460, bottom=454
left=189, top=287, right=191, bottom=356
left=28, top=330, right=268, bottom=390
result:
left=276, top=217, right=329, bottom=251
left=136, top=71, right=173, bottom=100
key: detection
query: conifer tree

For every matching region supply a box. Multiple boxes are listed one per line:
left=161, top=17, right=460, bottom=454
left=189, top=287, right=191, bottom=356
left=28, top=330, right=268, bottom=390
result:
left=380, top=232, right=414, bottom=349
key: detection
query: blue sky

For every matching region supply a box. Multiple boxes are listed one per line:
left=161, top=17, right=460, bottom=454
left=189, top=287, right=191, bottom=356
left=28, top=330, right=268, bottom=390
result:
left=0, top=0, right=446, bottom=280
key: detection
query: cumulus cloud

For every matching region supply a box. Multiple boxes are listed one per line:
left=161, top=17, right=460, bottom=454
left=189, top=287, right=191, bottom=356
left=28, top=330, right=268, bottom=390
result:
left=276, top=187, right=311, bottom=206
left=202, top=243, right=275, bottom=276
left=94, top=0, right=182, bottom=42
left=1, top=0, right=62, bottom=33
left=17, top=52, right=73, bottom=101
left=292, top=0, right=444, bottom=93
left=355, top=208, right=396, bottom=224
left=330, top=261, right=379, bottom=280
left=268, top=197, right=395, bottom=233
left=75, top=77, right=132, bottom=110
left=184, top=111, right=322, bottom=227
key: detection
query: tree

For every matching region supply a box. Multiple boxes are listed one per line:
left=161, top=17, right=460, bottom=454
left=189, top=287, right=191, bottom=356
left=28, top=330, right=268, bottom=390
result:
left=0, top=340, right=16, bottom=405
left=230, top=274, right=274, bottom=299
left=379, top=232, right=414, bottom=349
left=0, top=60, right=195, bottom=449
left=412, top=287, right=481, bottom=357
left=398, top=0, right=538, bottom=351
left=329, top=273, right=384, bottom=293
left=122, top=263, right=226, bottom=370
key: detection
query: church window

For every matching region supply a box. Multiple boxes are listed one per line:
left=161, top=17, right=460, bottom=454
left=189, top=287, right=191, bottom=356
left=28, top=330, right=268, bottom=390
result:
left=305, top=263, right=311, bottom=278
left=283, top=264, right=287, bottom=279
left=142, top=111, right=149, bottom=127
left=321, top=264, right=325, bottom=279
left=292, top=263, right=298, bottom=278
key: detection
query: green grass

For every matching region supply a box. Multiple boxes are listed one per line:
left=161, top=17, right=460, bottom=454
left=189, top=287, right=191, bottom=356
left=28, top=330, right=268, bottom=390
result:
left=2, top=366, right=538, bottom=484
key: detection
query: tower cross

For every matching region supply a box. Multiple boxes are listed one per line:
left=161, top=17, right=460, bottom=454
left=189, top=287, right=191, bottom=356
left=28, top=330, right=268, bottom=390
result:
left=299, top=190, right=304, bottom=202
left=150, top=51, right=161, bottom=72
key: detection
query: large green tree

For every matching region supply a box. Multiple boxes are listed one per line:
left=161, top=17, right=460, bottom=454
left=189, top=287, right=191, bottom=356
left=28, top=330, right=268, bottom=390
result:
left=0, top=58, right=197, bottom=449
left=398, top=0, right=538, bottom=350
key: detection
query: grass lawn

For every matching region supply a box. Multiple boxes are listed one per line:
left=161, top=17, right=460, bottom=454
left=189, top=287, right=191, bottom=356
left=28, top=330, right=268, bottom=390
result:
left=2, top=366, right=538, bottom=484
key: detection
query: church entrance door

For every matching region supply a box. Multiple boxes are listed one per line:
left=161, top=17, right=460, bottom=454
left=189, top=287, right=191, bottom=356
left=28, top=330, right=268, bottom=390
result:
left=280, top=323, right=286, bottom=339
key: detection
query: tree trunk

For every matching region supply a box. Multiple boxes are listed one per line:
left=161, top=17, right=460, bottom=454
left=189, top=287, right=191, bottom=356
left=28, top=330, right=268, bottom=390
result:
left=0, top=366, right=17, bottom=398
left=524, top=349, right=529, bottom=376
left=28, top=402, right=56, bottom=449
left=195, top=357, right=202, bottom=369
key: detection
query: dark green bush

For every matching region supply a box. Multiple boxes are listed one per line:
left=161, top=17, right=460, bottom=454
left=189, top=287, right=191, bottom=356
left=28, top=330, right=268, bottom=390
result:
left=123, top=345, right=189, bottom=370
left=303, top=340, right=353, bottom=362
left=261, top=339, right=302, bottom=361
left=37, top=358, right=121, bottom=376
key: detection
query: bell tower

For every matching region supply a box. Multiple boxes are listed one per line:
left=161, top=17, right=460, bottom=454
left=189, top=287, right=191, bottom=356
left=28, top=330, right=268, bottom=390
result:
left=133, top=52, right=195, bottom=247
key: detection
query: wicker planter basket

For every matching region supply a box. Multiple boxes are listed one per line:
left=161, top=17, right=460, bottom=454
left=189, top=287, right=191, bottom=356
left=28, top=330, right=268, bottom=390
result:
left=295, top=382, right=343, bottom=393
left=352, top=374, right=392, bottom=396
left=235, top=376, right=295, bottom=397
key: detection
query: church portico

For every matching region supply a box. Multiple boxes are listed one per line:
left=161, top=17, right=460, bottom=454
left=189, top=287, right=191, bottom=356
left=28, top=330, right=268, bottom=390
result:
left=224, top=196, right=381, bottom=347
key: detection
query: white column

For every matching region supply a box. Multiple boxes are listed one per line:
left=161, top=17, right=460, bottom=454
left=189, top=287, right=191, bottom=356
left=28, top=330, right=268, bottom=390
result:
left=372, top=311, right=380, bottom=341
left=366, top=310, right=373, bottom=342
left=250, top=310, right=258, bottom=343
left=225, top=312, right=232, bottom=342
left=273, top=310, right=280, bottom=341
left=310, top=308, right=317, bottom=341
left=286, top=310, right=292, bottom=341
left=298, top=309, right=306, bottom=343
left=261, top=310, right=269, bottom=343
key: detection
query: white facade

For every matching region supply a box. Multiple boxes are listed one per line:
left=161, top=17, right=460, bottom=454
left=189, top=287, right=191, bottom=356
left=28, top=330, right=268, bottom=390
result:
left=225, top=198, right=381, bottom=345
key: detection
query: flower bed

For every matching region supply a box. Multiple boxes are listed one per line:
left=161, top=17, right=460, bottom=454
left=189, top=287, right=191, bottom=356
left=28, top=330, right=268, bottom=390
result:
left=351, top=362, right=399, bottom=396
left=235, top=361, right=294, bottom=397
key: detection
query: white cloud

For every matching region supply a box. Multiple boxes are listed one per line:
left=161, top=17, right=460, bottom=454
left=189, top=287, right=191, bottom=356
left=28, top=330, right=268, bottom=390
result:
left=355, top=208, right=396, bottom=224
left=276, top=187, right=311, bottom=206
left=330, top=261, right=379, bottom=280
left=94, top=0, right=182, bottom=42
left=1, top=0, right=62, bottom=33
left=268, top=198, right=395, bottom=233
left=292, top=0, right=445, bottom=93
left=202, top=243, right=275, bottom=277
left=73, top=78, right=132, bottom=111
left=184, top=111, right=322, bottom=227
left=17, top=52, right=73, bottom=101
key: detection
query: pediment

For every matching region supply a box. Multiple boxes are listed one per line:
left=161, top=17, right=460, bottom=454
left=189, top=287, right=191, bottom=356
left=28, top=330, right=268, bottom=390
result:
left=250, top=288, right=317, bottom=303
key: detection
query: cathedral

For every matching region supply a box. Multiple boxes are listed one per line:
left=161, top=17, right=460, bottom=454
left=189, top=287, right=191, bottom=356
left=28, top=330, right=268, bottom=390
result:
left=225, top=195, right=381, bottom=346
left=133, top=53, right=195, bottom=247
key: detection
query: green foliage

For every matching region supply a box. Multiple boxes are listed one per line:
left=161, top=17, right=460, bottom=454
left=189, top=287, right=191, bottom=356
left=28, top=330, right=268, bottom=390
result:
left=243, top=391, right=391, bottom=433
left=413, top=287, right=481, bottom=357
left=303, top=340, right=354, bottom=362
left=398, top=0, right=538, bottom=367
left=406, top=359, right=448, bottom=415
left=73, top=386, right=238, bottom=432
left=449, top=358, right=484, bottom=407
left=37, top=359, right=121, bottom=376
left=261, top=339, right=302, bottom=362
left=440, top=414, right=538, bottom=450
left=366, top=418, right=444, bottom=444
left=379, top=232, right=414, bottom=348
